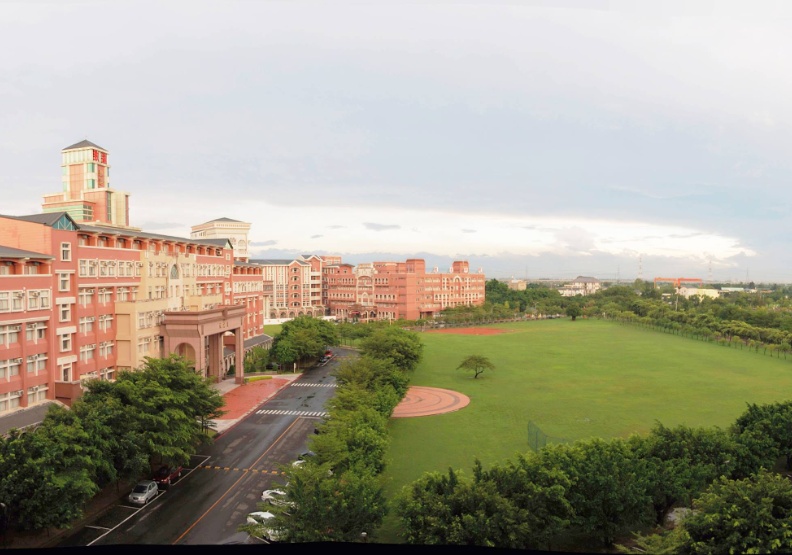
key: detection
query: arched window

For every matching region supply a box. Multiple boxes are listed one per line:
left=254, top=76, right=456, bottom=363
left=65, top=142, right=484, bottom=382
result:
left=170, top=265, right=179, bottom=279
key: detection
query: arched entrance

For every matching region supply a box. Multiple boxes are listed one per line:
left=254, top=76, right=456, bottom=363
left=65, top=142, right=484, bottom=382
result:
left=161, top=305, right=246, bottom=384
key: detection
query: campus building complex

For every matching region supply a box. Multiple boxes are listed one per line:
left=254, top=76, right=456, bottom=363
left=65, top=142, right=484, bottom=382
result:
left=0, top=141, right=485, bottom=425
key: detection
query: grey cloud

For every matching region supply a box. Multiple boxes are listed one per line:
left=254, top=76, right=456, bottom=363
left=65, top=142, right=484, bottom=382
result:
left=311, top=234, right=323, bottom=239
left=364, top=223, right=400, bottom=231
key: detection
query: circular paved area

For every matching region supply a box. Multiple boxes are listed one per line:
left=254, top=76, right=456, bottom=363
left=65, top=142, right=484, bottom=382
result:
left=392, top=386, right=471, bottom=418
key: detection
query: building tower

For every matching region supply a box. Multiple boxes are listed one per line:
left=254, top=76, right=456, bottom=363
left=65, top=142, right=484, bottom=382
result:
left=42, top=140, right=131, bottom=227
left=190, top=217, right=252, bottom=261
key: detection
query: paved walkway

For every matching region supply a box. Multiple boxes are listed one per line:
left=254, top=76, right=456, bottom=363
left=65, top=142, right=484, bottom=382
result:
left=210, top=373, right=302, bottom=433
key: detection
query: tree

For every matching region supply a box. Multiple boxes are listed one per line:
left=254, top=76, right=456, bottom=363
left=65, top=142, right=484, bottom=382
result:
left=678, top=472, right=792, bottom=554
left=733, top=401, right=792, bottom=469
left=396, top=456, right=572, bottom=550
left=457, top=355, right=495, bottom=379
left=359, top=327, right=423, bottom=372
left=0, top=409, right=100, bottom=531
left=566, top=305, right=582, bottom=321
left=537, top=439, right=652, bottom=547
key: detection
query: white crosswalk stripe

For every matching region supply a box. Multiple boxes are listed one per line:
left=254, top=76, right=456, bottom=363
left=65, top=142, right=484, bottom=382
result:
left=255, top=409, right=328, bottom=417
left=289, top=383, right=337, bottom=388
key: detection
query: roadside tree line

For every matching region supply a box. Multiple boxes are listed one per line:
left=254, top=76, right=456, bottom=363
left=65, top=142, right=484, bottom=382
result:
left=243, top=324, right=423, bottom=543
left=0, top=356, right=224, bottom=532
left=396, top=400, right=792, bottom=553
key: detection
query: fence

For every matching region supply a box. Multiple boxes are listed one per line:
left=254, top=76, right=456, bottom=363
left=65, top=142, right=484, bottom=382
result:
left=527, top=420, right=570, bottom=452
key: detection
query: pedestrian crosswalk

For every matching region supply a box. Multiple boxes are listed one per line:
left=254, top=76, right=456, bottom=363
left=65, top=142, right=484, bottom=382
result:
left=255, top=409, right=328, bottom=417
left=290, top=382, right=337, bottom=388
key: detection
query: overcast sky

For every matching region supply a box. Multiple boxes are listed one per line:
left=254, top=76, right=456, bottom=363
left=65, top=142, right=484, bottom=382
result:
left=2, top=0, right=790, bottom=282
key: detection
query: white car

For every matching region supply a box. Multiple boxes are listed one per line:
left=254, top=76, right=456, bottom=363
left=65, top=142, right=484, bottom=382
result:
left=246, top=511, right=283, bottom=542
left=261, top=489, right=287, bottom=504
left=128, top=480, right=159, bottom=505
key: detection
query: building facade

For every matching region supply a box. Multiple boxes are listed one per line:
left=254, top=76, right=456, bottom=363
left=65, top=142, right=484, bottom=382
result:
left=0, top=140, right=486, bottom=422
left=324, top=258, right=486, bottom=321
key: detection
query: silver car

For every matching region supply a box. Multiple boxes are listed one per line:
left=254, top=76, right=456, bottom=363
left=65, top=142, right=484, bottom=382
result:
left=128, top=479, right=159, bottom=505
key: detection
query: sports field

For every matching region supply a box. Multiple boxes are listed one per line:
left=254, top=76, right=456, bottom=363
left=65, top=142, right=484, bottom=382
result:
left=378, top=318, right=792, bottom=541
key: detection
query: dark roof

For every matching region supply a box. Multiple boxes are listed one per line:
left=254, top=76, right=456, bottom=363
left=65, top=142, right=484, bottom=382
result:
left=0, top=401, right=62, bottom=437
left=0, top=245, right=53, bottom=259
left=200, top=238, right=233, bottom=247
left=233, top=260, right=261, bottom=268
left=574, top=276, right=600, bottom=283
left=63, top=139, right=106, bottom=151
left=77, top=223, right=231, bottom=248
left=4, top=212, right=71, bottom=226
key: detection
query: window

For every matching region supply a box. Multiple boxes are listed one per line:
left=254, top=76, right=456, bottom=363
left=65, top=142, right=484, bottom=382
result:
left=79, top=317, right=95, bottom=334
left=99, top=367, right=115, bottom=381
left=61, top=242, right=72, bottom=261
left=0, top=358, right=21, bottom=378
left=23, top=262, right=39, bottom=274
left=0, top=390, right=22, bottom=414
left=78, top=288, right=93, bottom=306
left=89, top=260, right=97, bottom=276
left=58, top=272, right=71, bottom=292
left=80, top=344, right=96, bottom=361
left=59, top=304, right=71, bottom=322
left=79, top=260, right=88, bottom=276
left=60, top=333, right=72, bottom=352
left=0, top=325, right=21, bottom=346
left=26, top=322, right=46, bottom=342
left=100, top=261, right=107, bottom=276
left=118, top=288, right=128, bottom=302
left=26, top=354, right=46, bottom=374
left=99, top=342, right=114, bottom=358
left=98, top=314, right=113, bottom=332
left=61, top=363, right=72, bottom=382
left=98, top=289, right=112, bottom=304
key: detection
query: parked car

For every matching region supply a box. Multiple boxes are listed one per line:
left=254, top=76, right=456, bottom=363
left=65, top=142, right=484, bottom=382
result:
left=153, top=464, right=183, bottom=488
left=128, top=480, right=159, bottom=505
left=261, top=489, right=293, bottom=507
left=246, top=511, right=283, bottom=542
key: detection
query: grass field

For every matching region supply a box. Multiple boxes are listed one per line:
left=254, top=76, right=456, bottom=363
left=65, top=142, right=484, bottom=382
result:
left=376, top=318, right=792, bottom=542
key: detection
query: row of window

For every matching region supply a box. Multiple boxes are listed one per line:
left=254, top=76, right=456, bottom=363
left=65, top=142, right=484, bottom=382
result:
left=0, top=289, right=52, bottom=312
left=79, top=259, right=143, bottom=278
left=0, top=386, right=47, bottom=414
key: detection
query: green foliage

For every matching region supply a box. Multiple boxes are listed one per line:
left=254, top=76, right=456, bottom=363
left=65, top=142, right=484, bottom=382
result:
left=537, top=439, right=652, bottom=546
left=397, top=455, right=572, bottom=550
left=680, top=472, right=792, bottom=554
left=456, top=354, right=495, bottom=379
left=270, top=315, right=340, bottom=368
left=360, top=326, right=423, bottom=372
left=0, top=409, right=100, bottom=530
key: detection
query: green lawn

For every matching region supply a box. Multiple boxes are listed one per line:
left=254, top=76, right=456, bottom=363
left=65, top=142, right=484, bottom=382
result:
left=376, top=319, right=792, bottom=542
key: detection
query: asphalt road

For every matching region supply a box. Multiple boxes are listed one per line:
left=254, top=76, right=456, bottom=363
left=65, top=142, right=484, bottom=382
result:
left=57, top=350, right=346, bottom=547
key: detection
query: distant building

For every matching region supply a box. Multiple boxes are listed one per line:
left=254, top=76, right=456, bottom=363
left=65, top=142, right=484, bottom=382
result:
left=678, top=287, right=720, bottom=299
left=506, top=279, right=527, bottom=291
left=558, top=276, right=601, bottom=297
left=324, top=259, right=486, bottom=321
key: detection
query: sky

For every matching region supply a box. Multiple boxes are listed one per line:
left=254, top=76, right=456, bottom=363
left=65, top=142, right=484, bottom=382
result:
left=1, top=0, right=790, bottom=283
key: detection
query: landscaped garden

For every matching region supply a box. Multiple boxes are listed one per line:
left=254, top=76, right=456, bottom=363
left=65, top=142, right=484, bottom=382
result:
left=377, top=318, right=792, bottom=542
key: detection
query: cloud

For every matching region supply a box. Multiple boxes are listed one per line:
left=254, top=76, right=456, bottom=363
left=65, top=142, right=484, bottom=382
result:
left=136, top=221, right=185, bottom=231
left=462, top=229, right=476, bottom=233
left=327, top=225, right=345, bottom=229
left=250, top=240, right=277, bottom=246
left=363, top=223, right=401, bottom=231
left=311, top=234, right=323, bottom=239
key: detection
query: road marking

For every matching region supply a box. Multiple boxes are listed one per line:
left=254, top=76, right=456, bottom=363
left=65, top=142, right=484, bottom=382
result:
left=174, top=418, right=305, bottom=544
left=199, top=465, right=287, bottom=475
left=254, top=409, right=328, bottom=417
left=290, top=383, right=337, bottom=387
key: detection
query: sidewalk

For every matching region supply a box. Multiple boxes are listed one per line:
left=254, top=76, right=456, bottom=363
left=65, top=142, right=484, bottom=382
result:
left=210, top=373, right=302, bottom=434
left=2, top=372, right=300, bottom=550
